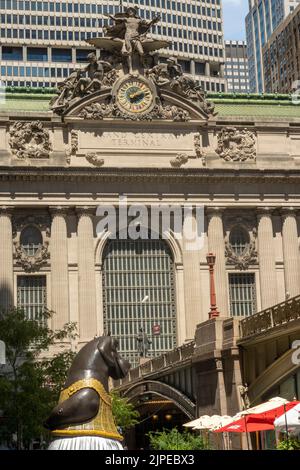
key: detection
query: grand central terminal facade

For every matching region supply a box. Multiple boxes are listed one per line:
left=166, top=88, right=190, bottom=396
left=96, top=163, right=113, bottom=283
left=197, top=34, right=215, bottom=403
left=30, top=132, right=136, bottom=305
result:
left=1, top=9, right=300, bottom=385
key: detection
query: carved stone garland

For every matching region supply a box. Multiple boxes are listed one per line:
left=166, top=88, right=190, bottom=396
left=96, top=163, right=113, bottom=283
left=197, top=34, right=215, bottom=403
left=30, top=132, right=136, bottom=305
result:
left=9, top=121, right=52, bottom=160
left=78, top=101, right=191, bottom=122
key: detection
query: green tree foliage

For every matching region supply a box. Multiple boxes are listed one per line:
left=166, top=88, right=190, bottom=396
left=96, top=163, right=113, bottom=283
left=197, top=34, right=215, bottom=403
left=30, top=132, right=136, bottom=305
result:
left=0, top=307, right=77, bottom=449
left=111, top=391, right=140, bottom=431
left=148, top=428, right=210, bottom=450
left=277, top=437, right=300, bottom=450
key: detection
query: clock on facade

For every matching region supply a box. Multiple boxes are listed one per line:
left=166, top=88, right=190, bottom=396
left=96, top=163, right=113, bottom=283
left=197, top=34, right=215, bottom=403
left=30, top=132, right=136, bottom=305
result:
left=115, top=77, right=156, bottom=115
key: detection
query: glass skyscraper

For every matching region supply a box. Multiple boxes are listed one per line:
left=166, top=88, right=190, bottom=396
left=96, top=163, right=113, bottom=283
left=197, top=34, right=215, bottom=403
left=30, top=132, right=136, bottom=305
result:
left=0, top=0, right=226, bottom=92
left=246, top=0, right=300, bottom=93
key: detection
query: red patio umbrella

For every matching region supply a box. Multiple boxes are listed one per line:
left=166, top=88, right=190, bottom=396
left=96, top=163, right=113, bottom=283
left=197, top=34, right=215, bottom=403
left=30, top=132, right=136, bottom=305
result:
left=246, top=401, right=300, bottom=426
left=215, top=401, right=300, bottom=433
left=214, top=417, right=274, bottom=433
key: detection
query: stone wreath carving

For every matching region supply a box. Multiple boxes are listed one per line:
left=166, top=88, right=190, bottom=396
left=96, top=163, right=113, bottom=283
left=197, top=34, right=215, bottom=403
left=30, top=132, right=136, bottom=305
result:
left=216, top=127, right=256, bottom=162
left=85, top=153, right=105, bottom=167
left=78, top=101, right=191, bottom=122
left=9, top=121, right=52, bottom=160
left=225, top=225, right=257, bottom=270
left=14, top=241, right=50, bottom=273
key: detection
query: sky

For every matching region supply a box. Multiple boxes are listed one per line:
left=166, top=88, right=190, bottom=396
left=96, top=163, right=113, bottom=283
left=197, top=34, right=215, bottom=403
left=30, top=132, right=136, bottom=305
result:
left=222, top=0, right=249, bottom=41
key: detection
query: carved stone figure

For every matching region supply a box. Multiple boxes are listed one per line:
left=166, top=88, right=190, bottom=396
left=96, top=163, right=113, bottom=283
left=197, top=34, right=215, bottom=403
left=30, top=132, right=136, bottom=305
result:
left=239, top=384, right=251, bottom=410
left=147, top=56, right=215, bottom=115
left=50, top=53, right=115, bottom=114
left=216, top=127, right=256, bottom=162
left=136, top=328, right=152, bottom=358
left=44, top=336, right=130, bottom=450
left=9, top=121, right=52, bottom=160
left=104, top=6, right=160, bottom=74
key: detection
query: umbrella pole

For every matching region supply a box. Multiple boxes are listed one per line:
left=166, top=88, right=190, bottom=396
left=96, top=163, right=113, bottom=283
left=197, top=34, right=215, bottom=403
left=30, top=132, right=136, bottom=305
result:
left=245, top=416, right=250, bottom=450
left=256, top=431, right=260, bottom=450
left=284, top=404, right=289, bottom=439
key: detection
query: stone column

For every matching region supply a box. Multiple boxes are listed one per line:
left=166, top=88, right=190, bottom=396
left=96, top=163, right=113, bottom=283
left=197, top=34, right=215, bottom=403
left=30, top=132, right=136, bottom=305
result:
left=205, top=61, right=210, bottom=77
left=50, top=207, right=70, bottom=330
left=0, top=207, right=14, bottom=309
left=207, top=208, right=228, bottom=316
left=257, top=208, right=278, bottom=309
left=281, top=208, right=300, bottom=298
left=182, top=211, right=203, bottom=339
left=77, top=207, right=97, bottom=340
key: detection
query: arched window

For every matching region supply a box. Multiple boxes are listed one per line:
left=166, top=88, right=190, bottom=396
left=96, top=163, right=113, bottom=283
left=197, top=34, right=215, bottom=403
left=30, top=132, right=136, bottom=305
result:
left=102, top=237, right=177, bottom=368
left=229, top=226, right=250, bottom=256
left=20, top=225, right=43, bottom=256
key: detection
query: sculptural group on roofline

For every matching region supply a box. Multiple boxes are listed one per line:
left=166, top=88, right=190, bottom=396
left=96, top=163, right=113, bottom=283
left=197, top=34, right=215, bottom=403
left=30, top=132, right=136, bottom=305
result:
left=50, top=5, right=215, bottom=119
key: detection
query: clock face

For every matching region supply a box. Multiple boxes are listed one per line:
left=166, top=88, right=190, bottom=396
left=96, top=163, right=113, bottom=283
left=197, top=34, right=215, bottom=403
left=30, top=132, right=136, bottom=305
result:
left=116, top=79, right=154, bottom=114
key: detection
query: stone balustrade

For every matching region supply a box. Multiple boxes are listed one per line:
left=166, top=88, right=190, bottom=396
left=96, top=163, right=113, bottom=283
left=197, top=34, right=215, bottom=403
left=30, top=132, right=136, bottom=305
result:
left=239, top=295, right=300, bottom=340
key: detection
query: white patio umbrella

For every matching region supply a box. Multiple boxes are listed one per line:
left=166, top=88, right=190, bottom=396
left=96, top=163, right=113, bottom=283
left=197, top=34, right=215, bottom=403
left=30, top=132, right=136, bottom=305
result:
left=183, top=417, right=204, bottom=428
left=192, top=415, right=235, bottom=431
left=274, top=403, right=300, bottom=435
left=236, top=397, right=289, bottom=417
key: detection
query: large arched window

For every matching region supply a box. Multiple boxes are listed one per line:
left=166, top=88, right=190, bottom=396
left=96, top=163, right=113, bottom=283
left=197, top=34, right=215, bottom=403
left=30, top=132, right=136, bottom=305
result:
left=20, top=225, right=43, bottom=256
left=102, top=237, right=177, bottom=367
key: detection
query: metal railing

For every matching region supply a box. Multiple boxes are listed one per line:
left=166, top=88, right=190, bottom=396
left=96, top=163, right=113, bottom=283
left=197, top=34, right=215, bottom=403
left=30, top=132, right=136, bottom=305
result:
left=239, top=295, right=300, bottom=340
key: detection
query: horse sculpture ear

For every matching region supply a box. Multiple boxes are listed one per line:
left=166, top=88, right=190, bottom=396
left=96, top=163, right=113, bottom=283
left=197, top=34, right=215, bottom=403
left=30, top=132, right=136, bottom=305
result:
left=97, top=336, right=116, bottom=369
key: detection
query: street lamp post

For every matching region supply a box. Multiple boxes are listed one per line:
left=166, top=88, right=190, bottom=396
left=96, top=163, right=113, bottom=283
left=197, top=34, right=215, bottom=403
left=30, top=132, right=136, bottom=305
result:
left=206, top=253, right=220, bottom=319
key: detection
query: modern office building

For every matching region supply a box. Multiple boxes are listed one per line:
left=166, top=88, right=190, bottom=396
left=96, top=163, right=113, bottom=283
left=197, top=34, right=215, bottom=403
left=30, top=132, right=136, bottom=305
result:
left=245, top=0, right=300, bottom=93
left=224, top=40, right=250, bottom=93
left=263, top=3, right=300, bottom=93
left=0, top=0, right=226, bottom=92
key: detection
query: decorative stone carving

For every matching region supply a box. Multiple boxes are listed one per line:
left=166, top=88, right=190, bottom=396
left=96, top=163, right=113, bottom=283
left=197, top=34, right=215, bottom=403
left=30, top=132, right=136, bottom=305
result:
left=79, top=101, right=191, bottom=122
left=66, top=130, right=79, bottom=164
left=14, top=241, right=50, bottom=273
left=170, top=153, right=190, bottom=168
left=194, top=134, right=206, bottom=166
left=12, top=214, right=51, bottom=238
left=224, top=215, right=258, bottom=270
left=216, top=127, right=256, bottom=162
left=9, top=121, right=52, bottom=160
left=12, top=214, right=51, bottom=272
left=146, top=57, right=216, bottom=115
left=85, top=153, right=105, bottom=167
left=238, top=384, right=250, bottom=410
left=50, top=54, right=118, bottom=115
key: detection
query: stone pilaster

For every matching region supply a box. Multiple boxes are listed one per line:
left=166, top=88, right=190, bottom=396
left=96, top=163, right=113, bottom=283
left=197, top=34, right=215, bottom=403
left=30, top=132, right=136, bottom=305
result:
left=50, top=207, right=70, bottom=330
left=281, top=208, right=300, bottom=298
left=0, top=207, right=14, bottom=309
left=77, top=207, right=97, bottom=340
left=257, top=208, right=278, bottom=309
left=182, top=211, right=203, bottom=339
left=207, top=208, right=228, bottom=316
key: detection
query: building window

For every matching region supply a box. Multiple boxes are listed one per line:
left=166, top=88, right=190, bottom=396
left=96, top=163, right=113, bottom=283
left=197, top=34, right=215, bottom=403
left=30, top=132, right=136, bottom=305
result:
left=102, top=237, right=177, bottom=368
left=229, top=226, right=250, bottom=256
left=229, top=273, right=256, bottom=317
left=20, top=225, right=43, bottom=256
left=17, top=276, right=47, bottom=320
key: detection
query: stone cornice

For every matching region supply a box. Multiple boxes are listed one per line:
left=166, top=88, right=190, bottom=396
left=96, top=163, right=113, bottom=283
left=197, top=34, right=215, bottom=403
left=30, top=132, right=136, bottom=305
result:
left=2, top=166, right=300, bottom=184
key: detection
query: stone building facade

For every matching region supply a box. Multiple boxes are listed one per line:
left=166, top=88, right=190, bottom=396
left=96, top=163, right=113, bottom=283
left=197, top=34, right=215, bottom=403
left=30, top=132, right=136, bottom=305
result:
left=1, top=84, right=300, bottom=367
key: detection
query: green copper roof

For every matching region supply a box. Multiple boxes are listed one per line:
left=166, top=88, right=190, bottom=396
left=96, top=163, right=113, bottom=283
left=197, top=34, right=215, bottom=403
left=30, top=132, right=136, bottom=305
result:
left=1, top=88, right=300, bottom=119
